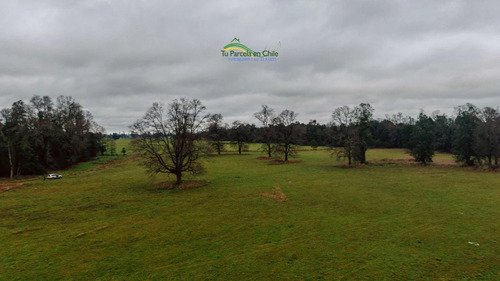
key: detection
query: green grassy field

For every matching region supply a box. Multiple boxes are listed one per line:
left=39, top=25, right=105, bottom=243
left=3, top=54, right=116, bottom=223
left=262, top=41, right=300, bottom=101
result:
left=1, top=144, right=499, bottom=280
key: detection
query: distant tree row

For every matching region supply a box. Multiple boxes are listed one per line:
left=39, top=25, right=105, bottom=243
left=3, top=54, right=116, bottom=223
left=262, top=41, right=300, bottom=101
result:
left=329, top=103, right=500, bottom=166
left=203, top=106, right=305, bottom=160
left=0, top=96, right=106, bottom=179
left=131, top=98, right=500, bottom=186
left=203, top=103, right=500, bottom=167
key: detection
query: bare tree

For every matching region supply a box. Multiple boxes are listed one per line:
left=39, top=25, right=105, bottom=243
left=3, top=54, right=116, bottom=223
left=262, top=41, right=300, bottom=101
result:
left=130, top=98, right=209, bottom=185
left=254, top=105, right=276, bottom=157
left=206, top=113, right=226, bottom=155
left=230, top=120, right=252, bottom=155
left=331, top=105, right=357, bottom=165
left=330, top=103, right=373, bottom=165
left=273, top=109, right=302, bottom=161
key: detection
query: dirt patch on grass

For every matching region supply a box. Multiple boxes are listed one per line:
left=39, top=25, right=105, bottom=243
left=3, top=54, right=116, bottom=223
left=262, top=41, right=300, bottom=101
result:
left=76, top=225, right=110, bottom=238
left=207, top=153, right=243, bottom=157
left=369, top=158, right=413, bottom=165
left=463, top=165, right=500, bottom=172
left=269, top=159, right=301, bottom=165
left=261, top=187, right=288, bottom=202
left=94, top=225, right=110, bottom=232
left=11, top=226, right=43, bottom=235
left=0, top=180, right=33, bottom=193
left=336, top=162, right=369, bottom=168
left=257, top=156, right=273, bottom=160
left=369, top=157, right=458, bottom=167
left=0, top=182, right=25, bottom=193
left=432, top=158, right=457, bottom=166
left=154, top=180, right=209, bottom=190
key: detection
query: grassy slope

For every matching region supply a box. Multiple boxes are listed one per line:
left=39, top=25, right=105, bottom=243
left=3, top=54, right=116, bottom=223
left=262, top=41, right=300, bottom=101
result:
left=0, top=147, right=499, bottom=280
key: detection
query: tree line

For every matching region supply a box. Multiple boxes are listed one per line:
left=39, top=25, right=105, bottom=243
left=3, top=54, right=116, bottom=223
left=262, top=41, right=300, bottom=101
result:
left=131, top=98, right=500, bottom=186
left=204, top=103, right=500, bottom=167
left=0, top=96, right=106, bottom=179
left=2, top=96, right=499, bottom=180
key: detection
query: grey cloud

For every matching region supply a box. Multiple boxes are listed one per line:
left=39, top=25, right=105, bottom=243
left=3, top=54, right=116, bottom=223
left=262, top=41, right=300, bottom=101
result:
left=2, top=1, right=500, bottom=132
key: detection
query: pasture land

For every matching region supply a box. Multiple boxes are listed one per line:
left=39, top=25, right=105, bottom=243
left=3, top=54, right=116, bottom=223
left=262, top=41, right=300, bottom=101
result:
left=1, top=146, right=499, bottom=280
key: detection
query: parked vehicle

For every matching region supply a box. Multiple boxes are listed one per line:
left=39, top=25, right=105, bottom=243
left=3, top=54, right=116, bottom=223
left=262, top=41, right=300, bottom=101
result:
left=47, top=174, right=62, bottom=179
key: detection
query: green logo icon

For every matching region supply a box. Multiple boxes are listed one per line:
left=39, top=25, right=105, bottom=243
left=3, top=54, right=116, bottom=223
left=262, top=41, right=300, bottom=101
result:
left=221, top=38, right=280, bottom=61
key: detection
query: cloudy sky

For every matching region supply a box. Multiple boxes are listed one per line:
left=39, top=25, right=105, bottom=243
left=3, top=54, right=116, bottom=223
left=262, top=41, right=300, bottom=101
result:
left=2, top=1, right=500, bottom=132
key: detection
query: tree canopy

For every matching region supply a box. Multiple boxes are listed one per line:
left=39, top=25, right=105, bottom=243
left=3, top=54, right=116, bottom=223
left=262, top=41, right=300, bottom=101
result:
left=130, top=98, right=210, bottom=185
left=0, top=95, right=104, bottom=179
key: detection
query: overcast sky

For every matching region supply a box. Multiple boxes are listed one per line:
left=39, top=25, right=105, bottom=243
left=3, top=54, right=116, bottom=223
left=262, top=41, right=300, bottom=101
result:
left=2, top=0, right=500, bottom=132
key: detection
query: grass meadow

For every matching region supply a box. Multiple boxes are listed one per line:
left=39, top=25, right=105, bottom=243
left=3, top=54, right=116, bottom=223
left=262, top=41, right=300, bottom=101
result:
left=1, top=142, right=499, bottom=280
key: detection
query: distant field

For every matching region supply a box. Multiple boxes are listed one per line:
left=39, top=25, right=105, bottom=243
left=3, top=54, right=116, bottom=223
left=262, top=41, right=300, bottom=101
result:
left=1, top=142, right=499, bottom=280
left=212, top=142, right=330, bottom=153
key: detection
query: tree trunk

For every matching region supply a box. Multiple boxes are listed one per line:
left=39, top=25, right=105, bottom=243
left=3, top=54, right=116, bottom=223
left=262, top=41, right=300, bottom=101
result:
left=238, top=142, right=242, bottom=155
left=175, top=171, right=182, bottom=185
left=267, top=143, right=272, bottom=157
left=284, top=144, right=289, bottom=161
left=466, top=157, right=473, bottom=166
left=361, top=147, right=366, bottom=164
left=7, top=139, right=14, bottom=180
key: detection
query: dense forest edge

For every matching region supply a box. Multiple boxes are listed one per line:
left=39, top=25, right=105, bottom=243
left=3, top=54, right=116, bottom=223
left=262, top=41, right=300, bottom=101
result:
left=0, top=96, right=106, bottom=179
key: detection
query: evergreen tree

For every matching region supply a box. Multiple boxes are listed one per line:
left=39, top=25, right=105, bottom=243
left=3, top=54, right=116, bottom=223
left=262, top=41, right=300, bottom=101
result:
left=410, top=113, right=436, bottom=165
left=452, top=104, right=479, bottom=166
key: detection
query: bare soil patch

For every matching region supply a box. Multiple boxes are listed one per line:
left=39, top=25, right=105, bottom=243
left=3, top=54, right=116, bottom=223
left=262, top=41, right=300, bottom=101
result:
left=154, top=180, right=209, bottom=190
left=76, top=225, right=110, bottom=238
left=11, top=226, right=43, bottom=235
left=207, top=153, right=243, bottom=157
left=369, top=158, right=415, bottom=166
left=269, top=159, right=301, bottom=165
left=463, top=165, right=500, bottom=172
left=257, top=156, right=273, bottom=160
left=261, top=187, right=288, bottom=202
left=369, top=157, right=458, bottom=167
left=0, top=182, right=24, bottom=193
left=0, top=181, right=33, bottom=193
left=432, top=158, right=457, bottom=166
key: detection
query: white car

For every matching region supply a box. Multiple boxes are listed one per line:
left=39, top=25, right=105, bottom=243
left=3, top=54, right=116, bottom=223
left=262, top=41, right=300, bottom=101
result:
left=47, top=174, right=62, bottom=179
